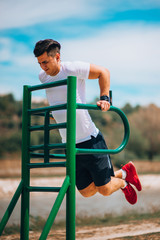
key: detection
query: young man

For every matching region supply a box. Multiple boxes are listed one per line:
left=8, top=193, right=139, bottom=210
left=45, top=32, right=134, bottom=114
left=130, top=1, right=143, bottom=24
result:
left=33, top=39, right=142, bottom=204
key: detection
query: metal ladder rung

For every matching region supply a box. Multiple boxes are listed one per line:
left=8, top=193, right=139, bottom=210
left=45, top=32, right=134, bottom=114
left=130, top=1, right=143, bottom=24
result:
left=29, top=143, right=66, bottom=151
left=29, top=122, right=67, bottom=131
left=30, top=153, right=66, bottom=159
left=27, top=186, right=61, bottom=192
left=28, top=162, right=66, bottom=169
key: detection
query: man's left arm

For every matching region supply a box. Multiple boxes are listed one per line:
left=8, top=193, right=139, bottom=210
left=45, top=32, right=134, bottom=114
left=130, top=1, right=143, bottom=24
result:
left=88, top=63, right=110, bottom=112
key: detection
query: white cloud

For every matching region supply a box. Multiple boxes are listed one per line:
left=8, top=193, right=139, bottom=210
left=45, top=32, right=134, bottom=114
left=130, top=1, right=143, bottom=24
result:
left=0, top=22, right=160, bottom=107
left=0, top=37, right=38, bottom=70
left=0, top=38, right=12, bottom=61
left=0, top=0, right=98, bottom=30
left=62, top=23, right=160, bottom=85
left=0, top=0, right=160, bottom=30
left=61, top=23, right=160, bottom=106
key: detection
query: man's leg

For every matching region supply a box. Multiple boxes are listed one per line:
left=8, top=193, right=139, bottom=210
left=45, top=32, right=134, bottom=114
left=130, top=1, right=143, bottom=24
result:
left=79, top=176, right=137, bottom=205
left=79, top=182, right=97, bottom=197
left=78, top=177, right=124, bottom=197
left=97, top=176, right=125, bottom=196
left=78, top=178, right=124, bottom=198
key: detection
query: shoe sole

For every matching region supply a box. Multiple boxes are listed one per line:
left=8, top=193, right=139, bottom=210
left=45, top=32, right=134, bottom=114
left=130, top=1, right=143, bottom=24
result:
left=128, top=161, right=142, bottom=191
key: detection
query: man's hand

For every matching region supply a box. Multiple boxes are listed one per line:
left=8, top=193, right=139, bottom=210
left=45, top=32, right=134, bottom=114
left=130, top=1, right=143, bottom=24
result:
left=97, top=100, right=110, bottom=112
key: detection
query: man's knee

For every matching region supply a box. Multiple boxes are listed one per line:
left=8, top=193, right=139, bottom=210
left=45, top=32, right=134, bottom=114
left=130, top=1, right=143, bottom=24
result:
left=79, top=182, right=97, bottom=197
left=97, top=182, right=112, bottom=196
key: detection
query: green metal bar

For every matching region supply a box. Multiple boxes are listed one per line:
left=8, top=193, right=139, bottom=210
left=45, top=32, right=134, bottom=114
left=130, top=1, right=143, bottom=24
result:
left=109, top=90, right=112, bottom=106
left=66, top=76, right=77, bottom=240
left=28, top=162, right=66, bottom=169
left=20, top=85, right=31, bottom=240
left=28, top=103, right=67, bottom=115
left=76, top=104, right=130, bottom=155
left=28, top=79, right=67, bottom=91
left=29, top=122, right=67, bottom=131
left=27, top=186, right=61, bottom=192
left=29, top=143, right=66, bottom=151
left=30, top=153, right=66, bottom=159
left=44, top=111, right=50, bottom=163
left=0, top=180, right=23, bottom=236
left=39, top=176, right=70, bottom=240
left=31, top=112, right=48, bottom=117
left=0, top=76, right=130, bottom=240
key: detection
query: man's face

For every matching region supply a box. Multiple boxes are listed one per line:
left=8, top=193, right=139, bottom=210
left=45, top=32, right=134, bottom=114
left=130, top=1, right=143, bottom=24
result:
left=37, top=51, right=60, bottom=76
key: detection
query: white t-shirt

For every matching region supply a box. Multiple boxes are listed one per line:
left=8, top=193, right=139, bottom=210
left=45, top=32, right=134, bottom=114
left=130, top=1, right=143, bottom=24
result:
left=39, top=61, right=99, bottom=143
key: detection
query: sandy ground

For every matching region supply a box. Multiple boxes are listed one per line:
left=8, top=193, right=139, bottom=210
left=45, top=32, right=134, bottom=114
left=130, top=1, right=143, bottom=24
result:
left=0, top=174, right=160, bottom=239
left=0, top=159, right=160, bottom=239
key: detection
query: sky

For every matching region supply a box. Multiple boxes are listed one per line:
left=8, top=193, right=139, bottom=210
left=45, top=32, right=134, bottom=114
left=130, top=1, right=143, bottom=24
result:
left=0, top=0, right=160, bottom=107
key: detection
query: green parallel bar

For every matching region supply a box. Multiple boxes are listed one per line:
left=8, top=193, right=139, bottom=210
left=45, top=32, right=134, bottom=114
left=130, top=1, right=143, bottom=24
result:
left=0, top=180, right=23, bottom=236
left=28, top=103, right=67, bottom=115
left=30, top=153, right=66, bottom=159
left=109, top=90, right=112, bottom=106
left=28, top=79, right=67, bottom=91
left=44, top=111, right=50, bottom=163
left=21, top=85, right=31, bottom=240
left=76, top=104, right=130, bottom=155
left=31, top=112, right=52, bottom=118
left=29, top=122, right=67, bottom=131
left=29, top=143, right=66, bottom=151
left=27, top=186, right=61, bottom=192
left=39, top=176, right=70, bottom=240
left=66, top=76, right=77, bottom=240
left=28, top=162, right=66, bottom=169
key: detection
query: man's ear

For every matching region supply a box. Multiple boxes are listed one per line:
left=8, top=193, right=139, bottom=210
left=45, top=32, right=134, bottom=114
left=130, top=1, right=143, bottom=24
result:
left=55, top=53, right=60, bottom=62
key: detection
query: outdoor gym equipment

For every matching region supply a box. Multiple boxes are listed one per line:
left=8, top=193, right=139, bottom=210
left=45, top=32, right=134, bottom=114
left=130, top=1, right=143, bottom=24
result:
left=0, top=76, right=130, bottom=239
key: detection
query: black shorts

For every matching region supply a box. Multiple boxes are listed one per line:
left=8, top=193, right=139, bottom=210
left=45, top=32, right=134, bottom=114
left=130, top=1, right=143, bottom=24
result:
left=76, top=131, right=114, bottom=190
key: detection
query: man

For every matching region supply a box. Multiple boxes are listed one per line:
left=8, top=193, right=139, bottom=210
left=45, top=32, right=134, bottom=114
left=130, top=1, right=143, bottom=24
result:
left=33, top=39, right=142, bottom=205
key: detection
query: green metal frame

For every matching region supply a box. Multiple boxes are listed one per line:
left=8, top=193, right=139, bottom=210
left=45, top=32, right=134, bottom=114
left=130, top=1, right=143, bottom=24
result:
left=0, top=76, right=130, bottom=240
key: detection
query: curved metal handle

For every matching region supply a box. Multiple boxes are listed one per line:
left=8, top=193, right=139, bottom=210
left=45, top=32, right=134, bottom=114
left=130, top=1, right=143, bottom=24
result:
left=109, top=106, right=130, bottom=154
left=76, top=104, right=130, bottom=155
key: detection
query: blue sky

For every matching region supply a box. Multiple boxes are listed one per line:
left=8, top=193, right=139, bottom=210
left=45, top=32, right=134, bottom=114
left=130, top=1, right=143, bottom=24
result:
left=0, top=0, right=160, bottom=107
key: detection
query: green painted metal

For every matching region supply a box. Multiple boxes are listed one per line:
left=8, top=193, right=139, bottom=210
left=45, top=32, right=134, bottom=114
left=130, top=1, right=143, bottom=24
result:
left=44, top=111, right=50, bottom=163
left=76, top=104, right=130, bottom=155
left=28, top=78, right=67, bottom=91
left=28, top=161, right=66, bottom=169
left=66, top=76, right=77, bottom=240
left=0, top=75, right=130, bottom=240
left=28, top=103, right=67, bottom=114
left=27, top=186, right=61, bottom=192
left=20, top=85, right=31, bottom=240
left=29, top=142, right=66, bottom=151
left=39, top=176, right=70, bottom=240
left=30, top=152, right=66, bottom=159
left=0, top=180, right=23, bottom=235
left=109, top=90, right=113, bottom=105
left=29, top=122, right=67, bottom=131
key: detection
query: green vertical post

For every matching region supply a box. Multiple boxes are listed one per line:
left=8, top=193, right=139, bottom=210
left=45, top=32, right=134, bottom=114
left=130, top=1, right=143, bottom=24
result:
left=20, top=85, right=31, bottom=240
left=66, top=76, right=77, bottom=240
left=44, top=111, right=50, bottom=163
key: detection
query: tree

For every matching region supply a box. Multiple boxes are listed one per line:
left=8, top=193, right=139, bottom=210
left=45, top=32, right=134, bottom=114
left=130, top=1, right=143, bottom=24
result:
left=128, top=104, right=160, bottom=160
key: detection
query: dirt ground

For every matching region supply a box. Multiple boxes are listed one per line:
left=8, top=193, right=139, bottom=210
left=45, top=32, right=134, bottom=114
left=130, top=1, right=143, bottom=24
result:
left=0, top=157, right=160, bottom=239
left=1, top=219, right=160, bottom=240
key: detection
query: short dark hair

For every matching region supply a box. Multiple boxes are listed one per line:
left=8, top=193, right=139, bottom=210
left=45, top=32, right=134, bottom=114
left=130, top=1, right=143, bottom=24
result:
left=33, top=39, right=61, bottom=57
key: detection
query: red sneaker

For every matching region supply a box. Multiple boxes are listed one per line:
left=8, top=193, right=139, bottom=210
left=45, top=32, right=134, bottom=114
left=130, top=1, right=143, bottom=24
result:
left=121, top=183, right=137, bottom=205
left=122, top=161, right=142, bottom=191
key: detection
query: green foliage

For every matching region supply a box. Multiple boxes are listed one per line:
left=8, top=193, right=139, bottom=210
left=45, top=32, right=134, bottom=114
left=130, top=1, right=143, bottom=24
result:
left=127, top=126, right=149, bottom=158
left=0, top=94, right=160, bottom=161
left=121, top=103, right=140, bottom=115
